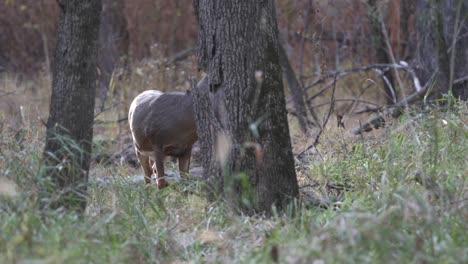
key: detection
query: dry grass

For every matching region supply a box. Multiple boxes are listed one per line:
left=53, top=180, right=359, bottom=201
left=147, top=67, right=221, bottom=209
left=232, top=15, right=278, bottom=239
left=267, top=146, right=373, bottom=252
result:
left=0, top=61, right=467, bottom=263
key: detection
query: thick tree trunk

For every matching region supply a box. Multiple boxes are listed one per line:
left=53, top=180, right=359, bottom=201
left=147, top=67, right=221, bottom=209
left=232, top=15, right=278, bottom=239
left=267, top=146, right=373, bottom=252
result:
left=193, top=0, right=299, bottom=214
left=41, top=0, right=101, bottom=212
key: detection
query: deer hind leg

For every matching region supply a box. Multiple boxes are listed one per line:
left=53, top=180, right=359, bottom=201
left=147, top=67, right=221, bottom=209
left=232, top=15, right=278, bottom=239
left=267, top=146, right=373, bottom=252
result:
left=178, top=147, right=192, bottom=179
left=135, top=149, right=152, bottom=184
left=154, top=149, right=168, bottom=189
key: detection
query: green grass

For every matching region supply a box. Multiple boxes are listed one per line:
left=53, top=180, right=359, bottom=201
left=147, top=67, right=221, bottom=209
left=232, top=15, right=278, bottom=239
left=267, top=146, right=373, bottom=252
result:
left=0, top=103, right=467, bottom=263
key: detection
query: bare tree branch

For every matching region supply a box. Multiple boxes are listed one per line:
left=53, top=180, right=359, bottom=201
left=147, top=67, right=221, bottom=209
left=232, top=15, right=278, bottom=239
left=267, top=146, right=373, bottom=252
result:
left=0, top=90, right=17, bottom=97
left=164, top=47, right=196, bottom=66
left=454, top=75, right=468, bottom=84
left=297, top=76, right=337, bottom=158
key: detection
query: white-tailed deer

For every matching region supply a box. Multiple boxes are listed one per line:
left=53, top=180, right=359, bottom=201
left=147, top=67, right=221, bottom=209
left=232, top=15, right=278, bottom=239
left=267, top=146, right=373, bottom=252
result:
left=128, top=78, right=207, bottom=188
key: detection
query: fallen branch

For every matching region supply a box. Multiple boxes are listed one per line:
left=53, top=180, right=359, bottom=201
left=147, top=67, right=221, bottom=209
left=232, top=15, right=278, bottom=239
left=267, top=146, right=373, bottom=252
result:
left=310, top=98, right=381, bottom=109
left=351, top=82, right=431, bottom=135
left=304, top=62, right=422, bottom=93
left=303, top=62, right=424, bottom=135
left=354, top=106, right=383, bottom=114
left=94, top=117, right=128, bottom=125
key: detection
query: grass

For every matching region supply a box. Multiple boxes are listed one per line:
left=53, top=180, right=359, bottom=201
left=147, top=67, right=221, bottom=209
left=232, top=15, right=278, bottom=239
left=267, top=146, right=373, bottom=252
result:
left=0, top=70, right=467, bottom=263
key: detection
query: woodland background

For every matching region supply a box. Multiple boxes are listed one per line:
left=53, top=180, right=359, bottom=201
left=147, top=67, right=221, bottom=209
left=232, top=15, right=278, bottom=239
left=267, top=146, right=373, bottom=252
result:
left=0, top=0, right=466, bottom=263
left=0, top=0, right=416, bottom=76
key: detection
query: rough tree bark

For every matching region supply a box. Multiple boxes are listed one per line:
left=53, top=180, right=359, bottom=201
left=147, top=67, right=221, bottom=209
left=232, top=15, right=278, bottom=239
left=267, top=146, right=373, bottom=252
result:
left=41, top=0, right=101, bottom=212
left=193, top=0, right=299, bottom=214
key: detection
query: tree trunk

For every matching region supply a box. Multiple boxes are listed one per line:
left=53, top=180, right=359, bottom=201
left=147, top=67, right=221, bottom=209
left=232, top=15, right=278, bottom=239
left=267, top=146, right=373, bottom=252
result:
left=400, top=0, right=415, bottom=60
left=97, top=0, right=129, bottom=111
left=278, top=43, right=311, bottom=133
left=431, top=0, right=451, bottom=98
left=193, top=0, right=299, bottom=214
left=446, top=0, right=468, bottom=100
left=413, top=0, right=467, bottom=100
left=366, top=0, right=397, bottom=105
left=41, top=0, right=101, bottom=212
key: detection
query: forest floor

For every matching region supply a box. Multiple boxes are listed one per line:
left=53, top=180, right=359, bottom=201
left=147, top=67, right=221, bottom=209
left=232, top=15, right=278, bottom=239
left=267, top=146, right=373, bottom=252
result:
left=0, top=69, right=467, bottom=263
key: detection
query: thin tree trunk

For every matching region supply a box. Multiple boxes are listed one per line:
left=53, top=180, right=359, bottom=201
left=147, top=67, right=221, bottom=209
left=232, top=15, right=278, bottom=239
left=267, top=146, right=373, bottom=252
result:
left=400, top=0, right=414, bottom=60
left=278, top=43, right=311, bottom=133
left=413, top=0, right=468, bottom=101
left=41, top=0, right=101, bottom=212
left=193, top=0, right=299, bottom=214
left=97, top=0, right=129, bottom=111
left=430, top=0, right=451, bottom=98
left=446, top=0, right=467, bottom=100
left=366, top=0, right=397, bottom=104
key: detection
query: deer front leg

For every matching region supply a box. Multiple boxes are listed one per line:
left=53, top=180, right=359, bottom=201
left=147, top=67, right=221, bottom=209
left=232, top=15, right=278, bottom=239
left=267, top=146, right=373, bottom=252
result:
left=178, top=147, right=192, bottom=179
left=154, top=150, right=168, bottom=189
left=136, top=149, right=152, bottom=184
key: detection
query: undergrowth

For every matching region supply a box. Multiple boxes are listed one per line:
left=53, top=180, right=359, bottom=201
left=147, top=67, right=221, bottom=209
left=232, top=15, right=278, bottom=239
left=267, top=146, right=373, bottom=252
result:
left=0, top=103, right=467, bottom=263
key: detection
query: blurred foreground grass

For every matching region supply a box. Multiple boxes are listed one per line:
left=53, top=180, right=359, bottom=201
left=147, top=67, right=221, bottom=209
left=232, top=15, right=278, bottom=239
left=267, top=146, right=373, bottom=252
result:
left=0, top=70, right=467, bottom=263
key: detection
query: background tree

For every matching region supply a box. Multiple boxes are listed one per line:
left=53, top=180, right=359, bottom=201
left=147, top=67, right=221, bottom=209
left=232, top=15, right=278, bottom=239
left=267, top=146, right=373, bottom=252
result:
left=41, top=0, right=101, bottom=212
left=192, top=0, right=299, bottom=214
left=278, top=43, right=313, bottom=133
left=97, top=0, right=129, bottom=111
left=366, top=0, right=397, bottom=105
left=413, top=0, right=467, bottom=100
